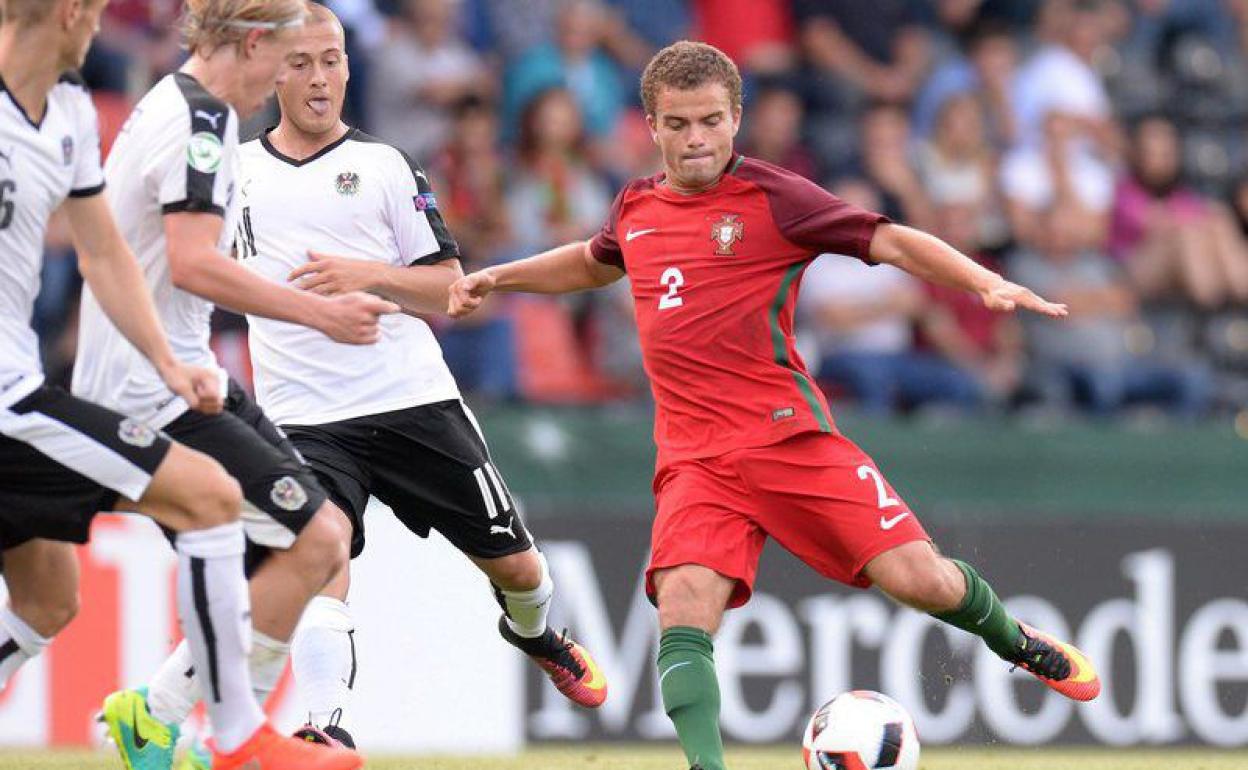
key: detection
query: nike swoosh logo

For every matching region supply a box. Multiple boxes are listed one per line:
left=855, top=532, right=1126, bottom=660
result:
left=879, top=511, right=911, bottom=530
left=976, top=608, right=992, bottom=626
left=625, top=227, right=657, bottom=242
left=132, top=702, right=148, bottom=749
left=658, top=660, right=692, bottom=687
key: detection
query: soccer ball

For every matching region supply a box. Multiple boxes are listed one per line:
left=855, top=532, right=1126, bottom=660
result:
left=801, top=690, right=920, bottom=770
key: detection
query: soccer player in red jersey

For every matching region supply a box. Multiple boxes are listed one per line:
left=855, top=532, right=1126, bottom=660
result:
left=450, top=42, right=1100, bottom=770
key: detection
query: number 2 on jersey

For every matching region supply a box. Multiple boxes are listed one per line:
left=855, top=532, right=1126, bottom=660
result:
left=659, top=266, right=684, bottom=310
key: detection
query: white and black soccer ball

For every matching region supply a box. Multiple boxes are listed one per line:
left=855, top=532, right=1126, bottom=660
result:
left=801, top=690, right=920, bottom=770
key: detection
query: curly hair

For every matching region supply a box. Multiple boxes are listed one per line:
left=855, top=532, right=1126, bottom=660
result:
left=640, top=41, right=743, bottom=117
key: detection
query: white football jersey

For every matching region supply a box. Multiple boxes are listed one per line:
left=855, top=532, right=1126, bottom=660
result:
left=238, top=128, right=461, bottom=426
left=0, top=73, right=104, bottom=408
left=73, top=72, right=238, bottom=426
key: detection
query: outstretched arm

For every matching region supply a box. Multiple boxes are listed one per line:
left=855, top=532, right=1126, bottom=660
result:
left=448, top=241, right=624, bottom=318
left=868, top=223, right=1068, bottom=318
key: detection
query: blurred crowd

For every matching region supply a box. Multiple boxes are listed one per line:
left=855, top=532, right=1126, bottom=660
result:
left=37, top=0, right=1248, bottom=421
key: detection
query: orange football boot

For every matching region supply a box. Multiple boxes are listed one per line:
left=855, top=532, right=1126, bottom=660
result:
left=211, top=722, right=363, bottom=770
left=1012, top=622, right=1101, bottom=702
left=499, top=617, right=608, bottom=708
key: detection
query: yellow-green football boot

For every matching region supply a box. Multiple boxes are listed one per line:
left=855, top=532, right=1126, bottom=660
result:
left=100, top=687, right=180, bottom=770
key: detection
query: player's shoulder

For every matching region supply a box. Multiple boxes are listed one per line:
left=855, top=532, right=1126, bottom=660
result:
left=614, top=173, right=662, bottom=207
left=49, top=70, right=94, bottom=115
left=134, top=73, right=233, bottom=139
left=167, top=72, right=229, bottom=117
left=346, top=129, right=428, bottom=182
left=730, top=155, right=824, bottom=197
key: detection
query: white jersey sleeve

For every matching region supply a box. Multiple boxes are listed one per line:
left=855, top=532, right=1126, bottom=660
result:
left=157, top=83, right=236, bottom=217
left=67, top=74, right=105, bottom=198
left=383, top=146, right=459, bottom=266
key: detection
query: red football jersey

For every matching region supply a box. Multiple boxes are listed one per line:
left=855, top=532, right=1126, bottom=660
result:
left=590, top=154, right=888, bottom=468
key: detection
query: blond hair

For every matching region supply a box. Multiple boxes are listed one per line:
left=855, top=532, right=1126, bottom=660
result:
left=4, top=0, right=59, bottom=25
left=640, top=41, right=743, bottom=117
left=181, top=0, right=307, bottom=54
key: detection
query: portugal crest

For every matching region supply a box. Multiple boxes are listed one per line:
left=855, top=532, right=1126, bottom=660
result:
left=711, top=213, right=744, bottom=256
left=335, top=171, right=360, bottom=196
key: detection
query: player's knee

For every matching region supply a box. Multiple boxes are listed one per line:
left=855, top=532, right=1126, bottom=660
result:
left=294, top=506, right=350, bottom=584
left=486, top=549, right=544, bottom=591
left=12, top=591, right=78, bottom=637
left=175, top=456, right=242, bottom=531
left=655, top=570, right=718, bottom=630
left=888, top=562, right=963, bottom=613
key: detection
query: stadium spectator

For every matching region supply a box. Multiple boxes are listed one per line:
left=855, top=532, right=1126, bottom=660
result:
left=742, top=80, right=817, bottom=181
left=502, top=0, right=627, bottom=142
left=1010, top=206, right=1212, bottom=418
left=916, top=92, right=1010, bottom=251
left=605, top=0, right=691, bottom=53
left=1111, top=115, right=1248, bottom=309
left=434, top=97, right=513, bottom=266
left=1002, top=111, right=1114, bottom=250
left=505, top=88, right=612, bottom=255
left=860, top=105, right=936, bottom=231
left=919, top=203, right=1025, bottom=408
left=368, top=0, right=491, bottom=165
left=796, top=0, right=931, bottom=106
left=1003, top=0, right=1120, bottom=237
left=690, top=0, right=796, bottom=74
left=913, top=17, right=1020, bottom=149
left=801, top=180, right=982, bottom=416
left=1011, top=0, right=1119, bottom=155
left=434, top=97, right=520, bottom=401
left=464, top=0, right=562, bottom=63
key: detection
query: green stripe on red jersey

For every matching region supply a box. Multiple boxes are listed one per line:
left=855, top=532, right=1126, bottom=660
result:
left=769, top=261, right=832, bottom=432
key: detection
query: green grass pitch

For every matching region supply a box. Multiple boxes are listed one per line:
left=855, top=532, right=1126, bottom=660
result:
left=3, top=745, right=1247, bottom=770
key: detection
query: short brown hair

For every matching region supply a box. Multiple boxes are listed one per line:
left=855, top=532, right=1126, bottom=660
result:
left=640, top=41, right=742, bottom=117
left=181, top=0, right=307, bottom=54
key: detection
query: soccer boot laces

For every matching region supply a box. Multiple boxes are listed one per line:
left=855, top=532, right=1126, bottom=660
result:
left=1009, top=622, right=1101, bottom=701
left=498, top=615, right=608, bottom=708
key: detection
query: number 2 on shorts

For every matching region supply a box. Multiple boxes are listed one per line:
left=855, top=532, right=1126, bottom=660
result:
left=857, top=464, right=900, bottom=510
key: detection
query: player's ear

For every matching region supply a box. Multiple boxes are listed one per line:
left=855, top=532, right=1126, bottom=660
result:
left=646, top=113, right=659, bottom=145
left=60, top=0, right=84, bottom=31
left=242, top=28, right=266, bottom=59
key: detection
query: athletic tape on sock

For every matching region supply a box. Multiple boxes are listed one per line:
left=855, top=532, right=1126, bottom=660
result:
left=499, top=552, right=553, bottom=638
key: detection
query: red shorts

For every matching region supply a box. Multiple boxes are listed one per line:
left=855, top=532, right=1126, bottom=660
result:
left=646, top=431, right=930, bottom=608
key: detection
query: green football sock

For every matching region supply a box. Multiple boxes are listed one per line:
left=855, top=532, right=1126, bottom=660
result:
left=658, top=626, right=726, bottom=770
left=931, top=559, right=1025, bottom=660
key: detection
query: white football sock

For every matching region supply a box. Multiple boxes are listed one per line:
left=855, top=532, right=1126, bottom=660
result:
left=175, top=523, right=264, bottom=753
left=0, top=606, right=50, bottom=691
left=498, top=552, right=553, bottom=638
left=147, top=631, right=291, bottom=725
left=291, top=596, right=356, bottom=731
left=146, top=639, right=198, bottom=725
left=250, top=630, right=290, bottom=709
